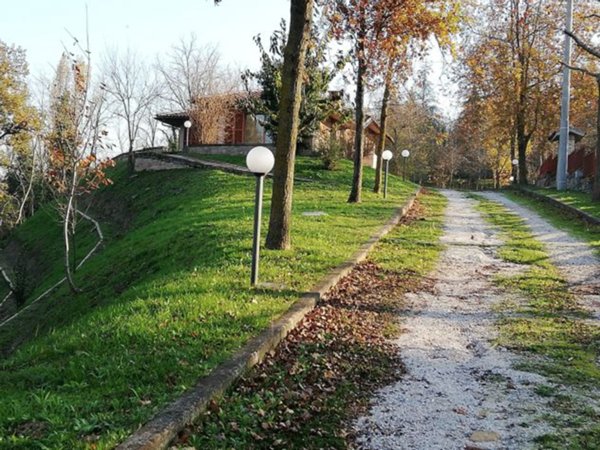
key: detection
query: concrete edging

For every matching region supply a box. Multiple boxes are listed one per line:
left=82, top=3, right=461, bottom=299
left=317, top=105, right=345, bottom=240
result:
left=116, top=188, right=422, bottom=450
left=516, top=187, right=600, bottom=227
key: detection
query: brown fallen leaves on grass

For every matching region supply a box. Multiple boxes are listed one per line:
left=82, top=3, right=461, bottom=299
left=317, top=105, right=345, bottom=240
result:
left=173, top=197, right=439, bottom=449
left=174, top=260, right=422, bottom=449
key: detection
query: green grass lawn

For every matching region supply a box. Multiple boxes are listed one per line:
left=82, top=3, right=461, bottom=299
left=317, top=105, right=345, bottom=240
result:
left=473, top=195, right=600, bottom=448
left=0, top=157, right=417, bottom=449
left=526, top=186, right=600, bottom=219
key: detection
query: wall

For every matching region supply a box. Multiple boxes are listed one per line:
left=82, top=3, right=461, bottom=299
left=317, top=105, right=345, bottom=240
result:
left=134, top=157, right=188, bottom=172
left=187, top=144, right=275, bottom=156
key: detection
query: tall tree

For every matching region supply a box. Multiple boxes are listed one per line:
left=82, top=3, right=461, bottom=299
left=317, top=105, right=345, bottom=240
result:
left=214, top=0, right=316, bottom=250
left=104, top=48, right=159, bottom=173
left=456, top=0, right=597, bottom=186
left=157, top=34, right=235, bottom=110
left=0, top=40, right=41, bottom=230
left=265, top=0, right=315, bottom=250
left=328, top=0, right=459, bottom=203
left=373, top=45, right=411, bottom=193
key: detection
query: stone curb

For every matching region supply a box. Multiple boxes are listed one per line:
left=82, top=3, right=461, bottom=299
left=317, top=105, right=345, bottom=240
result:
left=116, top=188, right=421, bottom=450
left=515, top=187, right=600, bottom=227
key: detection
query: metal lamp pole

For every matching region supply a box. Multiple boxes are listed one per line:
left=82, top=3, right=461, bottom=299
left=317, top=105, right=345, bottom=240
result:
left=557, top=0, right=574, bottom=191
left=183, top=120, right=192, bottom=150
left=251, top=174, right=265, bottom=286
left=382, top=150, right=393, bottom=199
left=246, top=146, right=275, bottom=287
left=512, top=158, right=519, bottom=185
left=401, top=149, right=410, bottom=182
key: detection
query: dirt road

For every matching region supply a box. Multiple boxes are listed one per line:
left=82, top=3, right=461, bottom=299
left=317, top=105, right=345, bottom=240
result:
left=354, top=190, right=596, bottom=449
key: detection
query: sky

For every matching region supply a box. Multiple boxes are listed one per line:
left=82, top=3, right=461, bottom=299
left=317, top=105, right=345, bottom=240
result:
left=3, top=0, right=290, bottom=76
left=2, top=0, right=459, bottom=120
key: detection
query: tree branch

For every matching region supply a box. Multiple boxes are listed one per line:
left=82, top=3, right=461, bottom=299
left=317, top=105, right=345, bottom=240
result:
left=565, top=30, right=600, bottom=60
left=562, top=61, right=600, bottom=78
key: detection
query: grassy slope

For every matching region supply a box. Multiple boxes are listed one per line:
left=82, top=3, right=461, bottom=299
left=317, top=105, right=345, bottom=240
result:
left=0, top=158, right=416, bottom=449
left=526, top=187, right=600, bottom=219
left=473, top=195, right=600, bottom=449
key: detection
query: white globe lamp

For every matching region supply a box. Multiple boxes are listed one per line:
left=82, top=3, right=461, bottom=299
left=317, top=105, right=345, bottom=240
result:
left=246, top=146, right=275, bottom=175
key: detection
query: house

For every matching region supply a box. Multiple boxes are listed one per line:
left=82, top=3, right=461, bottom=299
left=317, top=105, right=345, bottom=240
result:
left=538, top=127, right=596, bottom=191
left=311, top=112, right=394, bottom=167
left=155, top=93, right=393, bottom=167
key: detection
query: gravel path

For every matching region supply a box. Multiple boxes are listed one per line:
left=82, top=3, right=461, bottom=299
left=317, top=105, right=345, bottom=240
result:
left=354, top=190, right=553, bottom=450
left=479, top=191, right=600, bottom=320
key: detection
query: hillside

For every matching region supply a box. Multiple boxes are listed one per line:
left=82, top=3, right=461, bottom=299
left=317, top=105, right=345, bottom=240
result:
left=0, top=157, right=416, bottom=449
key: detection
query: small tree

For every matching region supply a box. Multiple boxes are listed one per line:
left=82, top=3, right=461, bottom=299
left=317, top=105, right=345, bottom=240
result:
left=45, top=46, right=114, bottom=293
left=189, top=93, right=240, bottom=144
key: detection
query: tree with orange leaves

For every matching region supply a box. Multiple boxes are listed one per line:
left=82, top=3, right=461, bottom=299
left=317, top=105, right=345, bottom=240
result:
left=327, top=0, right=460, bottom=202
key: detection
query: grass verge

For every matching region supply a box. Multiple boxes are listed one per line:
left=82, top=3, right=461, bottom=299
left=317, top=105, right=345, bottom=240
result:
left=473, top=194, right=600, bottom=449
left=172, top=190, right=447, bottom=449
left=525, top=187, right=600, bottom=220
left=505, top=190, right=600, bottom=258
left=0, top=158, right=416, bottom=449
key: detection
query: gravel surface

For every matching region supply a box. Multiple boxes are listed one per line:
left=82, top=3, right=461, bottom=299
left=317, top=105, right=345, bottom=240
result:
left=354, top=190, right=554, bottom=450
left=479, top=191, right=600, bottom=320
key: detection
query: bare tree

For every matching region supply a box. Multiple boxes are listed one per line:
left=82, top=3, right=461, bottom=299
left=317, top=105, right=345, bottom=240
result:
left=157, top=35, right=236, bottom=110
left=103, top=47, right=160, bottom=173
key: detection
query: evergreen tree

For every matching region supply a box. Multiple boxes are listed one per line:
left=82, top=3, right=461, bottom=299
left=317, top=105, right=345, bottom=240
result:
left=242, top=19, right=340, bottom=150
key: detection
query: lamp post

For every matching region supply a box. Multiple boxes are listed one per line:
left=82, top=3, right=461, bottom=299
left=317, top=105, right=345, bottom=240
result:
left=512, top=158, right=519, bottom=185
left=183, top=120, right=192, bottom=149
left=557, top=0, right=573, bottom=191
left=246, top=146, right=275, bottom=286
left=401, top=149, right=410, bottom=181
left=382, top=150, right=393, bottom=199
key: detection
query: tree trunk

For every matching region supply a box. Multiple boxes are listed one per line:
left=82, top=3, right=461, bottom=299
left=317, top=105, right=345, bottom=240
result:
left=16, top=149, right=37, bottom=225
left=128, top=142, right=135, bottom=174
left=516, top=109, right=529, bottom=185
left=374, top=65, right=392, bottom=194
left=349, top=47, right=366, bottom=203
left=593, top=77, right=600, bottom=202
left=63, top=181, right=81, bottom=294
left=265, top=0, right=314, bottom=250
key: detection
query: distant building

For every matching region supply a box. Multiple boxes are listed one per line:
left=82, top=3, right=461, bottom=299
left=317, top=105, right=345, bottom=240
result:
left=155, top=93, right=393, bottom=168
left=538, top=127, right=596, bottom=191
